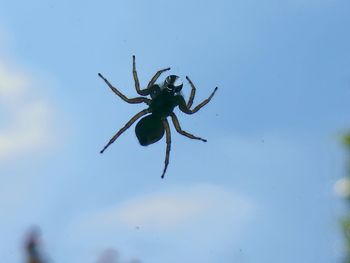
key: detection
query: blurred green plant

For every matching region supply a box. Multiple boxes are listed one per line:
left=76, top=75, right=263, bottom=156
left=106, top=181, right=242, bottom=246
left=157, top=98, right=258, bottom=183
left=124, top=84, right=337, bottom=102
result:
left=344, top=134, right=350, bottom=147
left=341, top=133, right=350, bottom=263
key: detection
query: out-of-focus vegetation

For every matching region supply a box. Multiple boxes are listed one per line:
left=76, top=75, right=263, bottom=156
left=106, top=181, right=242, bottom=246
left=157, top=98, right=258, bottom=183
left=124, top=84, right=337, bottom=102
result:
left=344, top=135, right=350, bottom=147
left=25, top=227, right=44, bottom=263
left=23, top=227, right=141, bottom=263
left=341, top=133, right=350, bottom=263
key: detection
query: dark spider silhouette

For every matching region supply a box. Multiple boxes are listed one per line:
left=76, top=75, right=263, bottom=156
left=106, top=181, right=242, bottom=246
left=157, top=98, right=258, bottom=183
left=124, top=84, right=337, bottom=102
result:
left=98, top=56, right=218, bottom=178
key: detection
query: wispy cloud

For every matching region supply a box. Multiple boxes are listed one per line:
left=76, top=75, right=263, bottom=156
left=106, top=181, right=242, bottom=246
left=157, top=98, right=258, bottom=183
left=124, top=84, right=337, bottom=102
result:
left=114, top=184, right=253, bottom=230
left=0, top=62, right=29, bottom=97
left=71, top=183, right=255, bottom=234
left=0, top=43, right=56, bottom=160
left=64, top=184, right=255, bottom=262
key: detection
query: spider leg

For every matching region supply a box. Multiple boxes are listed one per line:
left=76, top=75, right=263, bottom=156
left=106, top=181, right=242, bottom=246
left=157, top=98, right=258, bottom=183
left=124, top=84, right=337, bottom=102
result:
left=147, top=67, right=171, bottom=89
left=185, top=76, right=196, bottom=108
left=132, top=55, right=158, bottom=96
left=98, top=73, right=150, bottom=105
left=161, top=118, right=171, bottom=179
left=178, top=86, right=218, bottom=114
left=100, top=109, right=150, bottom=154
left=170, top=113, right=206, bottom=142
left=132, top=55, right=144, bottom=95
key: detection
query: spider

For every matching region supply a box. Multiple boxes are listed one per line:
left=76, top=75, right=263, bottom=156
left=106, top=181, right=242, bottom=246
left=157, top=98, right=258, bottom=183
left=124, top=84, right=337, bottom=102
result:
left=98, top=56, right=218, bottom=178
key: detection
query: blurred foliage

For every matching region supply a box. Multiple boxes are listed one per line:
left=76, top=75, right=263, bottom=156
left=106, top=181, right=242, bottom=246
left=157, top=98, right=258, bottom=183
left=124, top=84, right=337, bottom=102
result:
left=344, top=134, right=350, bottom=147
left=25, top=228, right=44, bottom=263
left=23, top=228, right=141, bottom=263
left=342, top=133, right=350, bottom=263
left=343, top=218, right=350, bottom=263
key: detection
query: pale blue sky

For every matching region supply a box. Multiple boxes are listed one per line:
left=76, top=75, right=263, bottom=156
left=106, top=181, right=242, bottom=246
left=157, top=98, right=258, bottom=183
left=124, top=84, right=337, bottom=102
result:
left=0, top=0, right=349, bottom=262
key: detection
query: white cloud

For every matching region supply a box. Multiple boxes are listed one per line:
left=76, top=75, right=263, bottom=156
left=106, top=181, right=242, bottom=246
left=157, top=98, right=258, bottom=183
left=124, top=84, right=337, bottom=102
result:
left=334, top=177, right=350, bottom=198
left=117, top=184, right=253, bottom=229
left=73, top=184, right=254, bottom=233
left=0, top=50, right=56, bottom=160
left=0, top=63, right=29, bottom=97
left=117, top=192, right=206, bottom=229
left=63, top=184, right=255, bottom=263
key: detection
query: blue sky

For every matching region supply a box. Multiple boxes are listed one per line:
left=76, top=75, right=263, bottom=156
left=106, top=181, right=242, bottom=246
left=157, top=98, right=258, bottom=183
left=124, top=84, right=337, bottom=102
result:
left=0, top=0, right=349, bottom=262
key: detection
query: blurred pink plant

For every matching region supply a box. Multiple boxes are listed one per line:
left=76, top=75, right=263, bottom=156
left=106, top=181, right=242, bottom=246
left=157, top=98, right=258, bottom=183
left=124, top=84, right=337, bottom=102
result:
left=24, top=227, right=45, bottom=263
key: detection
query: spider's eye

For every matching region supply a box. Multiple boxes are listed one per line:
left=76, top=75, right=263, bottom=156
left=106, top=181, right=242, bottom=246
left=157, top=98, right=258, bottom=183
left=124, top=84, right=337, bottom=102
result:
left=165, top=75, right=183, bottom=92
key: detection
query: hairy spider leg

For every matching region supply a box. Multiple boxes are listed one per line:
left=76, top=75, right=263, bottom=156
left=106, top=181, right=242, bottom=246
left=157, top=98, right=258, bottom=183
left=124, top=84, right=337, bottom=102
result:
left=131, top=55, right=154, bottom=96
left=185, top=76, right=196, bottom=108
left=179, top=86, right=218, bottom=114
left=132, top=55, right=145, bottom=95
left=147, top=67, right=171, bottom=89
left=170, top=113, right=207, bottom=142
left=98, top=73, right=150, bottom=105
left=161, top=118, right=171, bottom=179
left=100, top=109, right=150, bottom=154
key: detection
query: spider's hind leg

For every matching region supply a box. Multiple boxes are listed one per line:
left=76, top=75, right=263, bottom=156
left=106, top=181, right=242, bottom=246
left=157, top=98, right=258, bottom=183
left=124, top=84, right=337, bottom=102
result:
left=100, top=109, right=150, bottom=154
left=161, top=118, right=171, bottom=179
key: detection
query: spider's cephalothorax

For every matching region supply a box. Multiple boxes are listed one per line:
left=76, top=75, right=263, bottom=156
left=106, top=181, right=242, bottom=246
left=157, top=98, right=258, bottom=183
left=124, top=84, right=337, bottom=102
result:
left=98, top=56, right=218, bottom=178
left=148, top=75, right=183, bottom=117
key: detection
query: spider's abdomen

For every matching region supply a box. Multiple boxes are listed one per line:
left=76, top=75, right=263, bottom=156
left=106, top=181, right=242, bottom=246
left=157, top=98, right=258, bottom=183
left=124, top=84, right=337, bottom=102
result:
left=149, top=91, right=177, bottom=117
left=135, top=115, right=165, bottom=146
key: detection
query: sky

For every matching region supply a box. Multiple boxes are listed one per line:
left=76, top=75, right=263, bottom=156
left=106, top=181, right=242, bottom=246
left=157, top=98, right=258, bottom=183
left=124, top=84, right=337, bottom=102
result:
left=0, top=0, right=349, bottom=262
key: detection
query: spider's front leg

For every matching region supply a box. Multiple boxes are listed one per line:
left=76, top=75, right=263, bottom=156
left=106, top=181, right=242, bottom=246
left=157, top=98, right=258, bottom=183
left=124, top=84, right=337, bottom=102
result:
left=132, top=55, right=147, bottom=96
left=132, top=56, right=170, bottom=96
left=177, top=83, right=218, bottom=114
left=133, top=56, right=171, bottom=96
left=147, top=67, right=171, bottom=89
left=185, top=76, right=196, bottom=108
left=161, top=118, right=171, bottom=179
left=98, top=73, right=150, bottom=105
